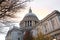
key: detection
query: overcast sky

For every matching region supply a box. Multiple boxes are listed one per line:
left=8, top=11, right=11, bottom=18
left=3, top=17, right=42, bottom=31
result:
left=0, top=0, right=60, bottom=40
left=16, top=0, right=60, bottom=20
left=30, top=0, right=60, bottom=20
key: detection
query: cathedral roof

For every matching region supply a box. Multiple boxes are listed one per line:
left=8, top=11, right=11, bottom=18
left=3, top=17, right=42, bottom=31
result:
left=25, top=8, right=37, bottom=17
left=20, top=8, right=39, bottom=24
left=22, top=8, right=39, bottom=21
left=6, top=26, right=23, bottom=37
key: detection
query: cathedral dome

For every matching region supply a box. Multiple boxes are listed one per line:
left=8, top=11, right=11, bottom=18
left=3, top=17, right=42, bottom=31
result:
left=25, top=8, right=36, bottom=17
left=20, top=8, right=39, bottom=28
left=23, top=8, right=39, bottom=21
left=25, top=12, right=36, bottom=17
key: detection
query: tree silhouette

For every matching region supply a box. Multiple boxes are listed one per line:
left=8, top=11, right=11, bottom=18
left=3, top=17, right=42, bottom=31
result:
left=0, top=0, right=31, bottom=18
left=23, top=30, right=33, bottom=40
left=0, top=0, right=32, bottom=34
left=33, top=32, right=52, bottom=40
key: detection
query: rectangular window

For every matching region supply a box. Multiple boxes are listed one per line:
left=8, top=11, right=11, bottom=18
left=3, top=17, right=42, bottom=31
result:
left=35, top=21, right=38, bottom=25
left=58, top=16, right=60, bottom=21
left=25, top=21, right=27, bottom=27
left=30, top=21, right=32, bottom=26
left=44, top=23, right=48, bottom=33
left=44, top=25, right=47, bottom=33
left=35, top=21, right=37, bottom=24
left=28, top=21, right=29, bottom=26
left=28, top=21, right=32, bottom=26
left=51, top=19, right=55, bottom=29
left=18, top=38, right=20, bottom=40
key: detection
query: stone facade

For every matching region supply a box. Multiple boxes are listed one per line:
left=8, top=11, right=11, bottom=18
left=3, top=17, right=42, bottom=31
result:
left=37, top=10, right=60, bottom=40
left=5, top=27, right=24, bottom=40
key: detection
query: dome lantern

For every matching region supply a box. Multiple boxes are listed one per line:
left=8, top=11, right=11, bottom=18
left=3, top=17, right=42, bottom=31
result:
left=29, top=8, right=32, bottom=13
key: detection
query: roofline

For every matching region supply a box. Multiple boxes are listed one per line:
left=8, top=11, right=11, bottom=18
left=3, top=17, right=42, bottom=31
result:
left=40, top=10, right=60, bottom=23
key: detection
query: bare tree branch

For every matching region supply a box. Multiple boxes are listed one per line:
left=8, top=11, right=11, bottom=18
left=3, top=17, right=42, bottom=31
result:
left=0, top=0, right=32, bottom=34
left=0, top=0, right=31, bottom=18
